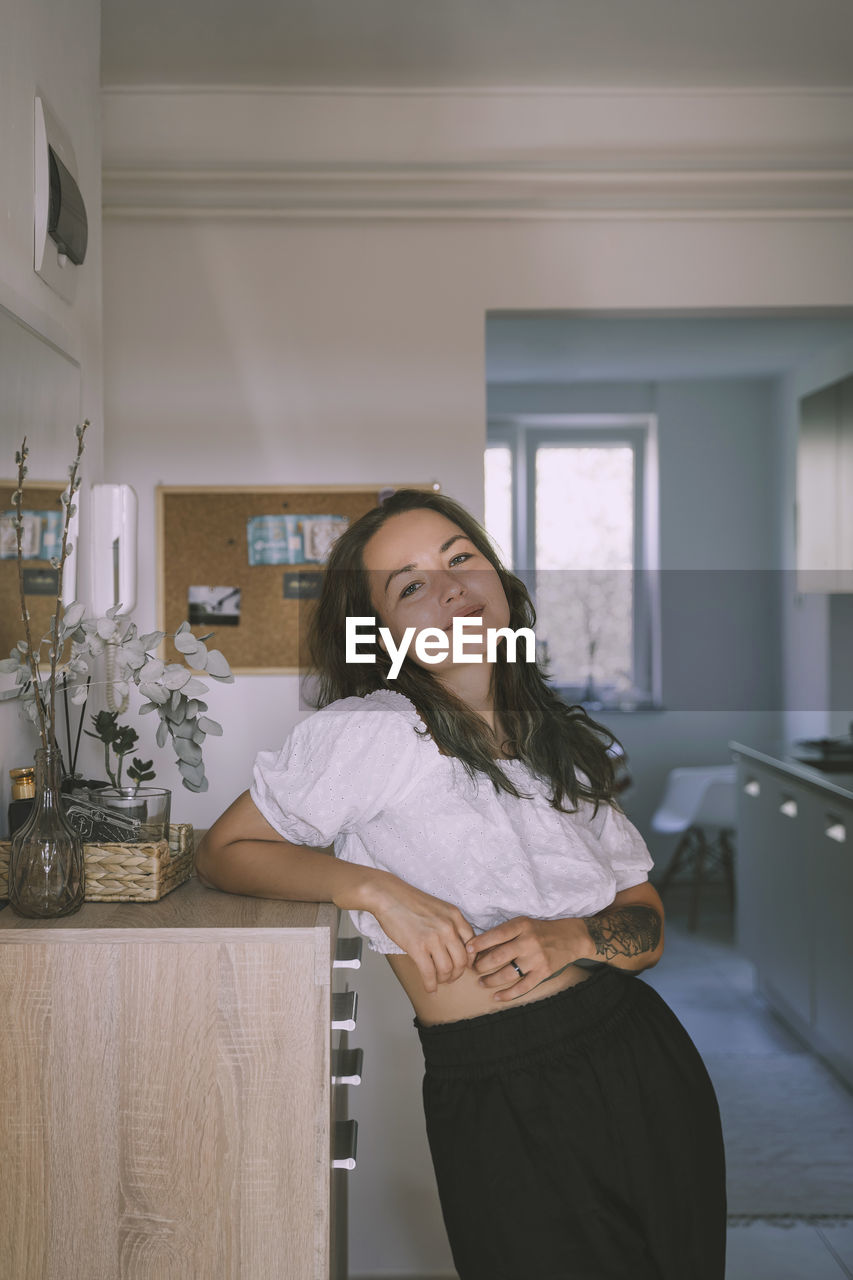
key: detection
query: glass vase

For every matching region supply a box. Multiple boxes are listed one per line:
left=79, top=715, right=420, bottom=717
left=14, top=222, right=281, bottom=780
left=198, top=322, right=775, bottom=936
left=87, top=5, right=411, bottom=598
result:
left=91, top=786, right=171, bottom=843
left=8, top=744, right=86, bottom=918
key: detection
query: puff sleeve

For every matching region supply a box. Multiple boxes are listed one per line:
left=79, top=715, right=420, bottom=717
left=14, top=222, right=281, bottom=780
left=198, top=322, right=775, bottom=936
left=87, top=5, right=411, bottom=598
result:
left=250, top=695, right=431, bottom=848
left=585, top=796, right=655, bottom=892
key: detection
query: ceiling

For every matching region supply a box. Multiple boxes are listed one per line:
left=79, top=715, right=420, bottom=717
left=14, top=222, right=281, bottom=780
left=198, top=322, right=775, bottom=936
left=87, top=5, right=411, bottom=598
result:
left=100, top=0, right=853, bottom=89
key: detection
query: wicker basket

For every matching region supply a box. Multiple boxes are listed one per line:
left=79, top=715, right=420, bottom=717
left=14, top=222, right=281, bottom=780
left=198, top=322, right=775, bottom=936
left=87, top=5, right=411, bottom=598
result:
left=0, top=823, right=194, bottom=903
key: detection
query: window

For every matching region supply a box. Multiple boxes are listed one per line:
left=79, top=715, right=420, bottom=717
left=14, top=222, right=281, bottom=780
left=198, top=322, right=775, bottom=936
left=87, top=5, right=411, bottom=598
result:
left=485, top=416, right=660, bottom=709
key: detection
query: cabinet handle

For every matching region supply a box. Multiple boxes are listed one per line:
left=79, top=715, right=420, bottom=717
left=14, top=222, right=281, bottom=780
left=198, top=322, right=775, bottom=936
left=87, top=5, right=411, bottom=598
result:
left=779, top=798, right=798, bottom=818
left=743, top=779, right=761, bottom=797
left=332, top=990, right=358, bottom=1031
left=825, top=820, right=847, bottom=843
left=332, top=1047, right=364, bottom=1085
left=334, top=936, right=363, bottom=969
left=332, top=1119, right=358, bottom=1170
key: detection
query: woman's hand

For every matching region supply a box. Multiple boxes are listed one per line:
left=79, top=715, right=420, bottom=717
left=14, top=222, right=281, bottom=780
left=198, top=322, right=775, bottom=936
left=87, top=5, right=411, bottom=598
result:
left=467, top=883, right=665, bottom=1001
left=367, top=875, right=477, bottom=995
left=466, top=915, right=595, bottom=1003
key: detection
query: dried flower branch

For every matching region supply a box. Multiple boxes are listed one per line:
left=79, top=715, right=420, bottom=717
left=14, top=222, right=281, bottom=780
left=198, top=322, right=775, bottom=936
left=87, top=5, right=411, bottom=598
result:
left=3, top=422, right=233, bottom=791
left=12, top=438, right=48, bottom=747
left=48, top=422, right=87, bottom=749
left=9, top=424, right=88, bottom=755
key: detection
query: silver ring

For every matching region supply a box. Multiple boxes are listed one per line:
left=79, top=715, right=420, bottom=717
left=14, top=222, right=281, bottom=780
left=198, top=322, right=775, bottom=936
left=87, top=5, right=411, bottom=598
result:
left=510, top=959, right=524, bottom=978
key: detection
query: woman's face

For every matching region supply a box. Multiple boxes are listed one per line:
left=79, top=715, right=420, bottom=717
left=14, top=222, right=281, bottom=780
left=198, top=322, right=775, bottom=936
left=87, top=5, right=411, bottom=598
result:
left=362, top=508, right=511, bottom=675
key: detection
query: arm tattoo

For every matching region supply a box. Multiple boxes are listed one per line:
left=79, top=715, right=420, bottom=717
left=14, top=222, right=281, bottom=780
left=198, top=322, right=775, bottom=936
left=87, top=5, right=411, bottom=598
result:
left=584, top=904, right=662, bottom=961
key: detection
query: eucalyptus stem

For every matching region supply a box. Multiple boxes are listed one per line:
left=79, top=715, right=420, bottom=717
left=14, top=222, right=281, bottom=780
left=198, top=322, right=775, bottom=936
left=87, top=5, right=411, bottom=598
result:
left=63, top=675, right=72, bottom=773
left=49, top=421, right=88, bottom=757
left=103, top=738, right=116, bottom=788
left=70, top=676, right=90, bottom=777
left=13, top=438, right=48, bottom=749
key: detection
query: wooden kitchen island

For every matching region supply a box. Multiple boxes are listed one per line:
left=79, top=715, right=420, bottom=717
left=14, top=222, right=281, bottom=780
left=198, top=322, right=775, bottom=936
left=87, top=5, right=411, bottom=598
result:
left=0, top=875, right=357, bottom=1279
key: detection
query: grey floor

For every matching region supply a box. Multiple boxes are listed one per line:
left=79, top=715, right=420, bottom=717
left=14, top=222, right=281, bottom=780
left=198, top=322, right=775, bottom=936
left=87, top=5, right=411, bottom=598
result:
left=645, top=885, right=853, bottom=1280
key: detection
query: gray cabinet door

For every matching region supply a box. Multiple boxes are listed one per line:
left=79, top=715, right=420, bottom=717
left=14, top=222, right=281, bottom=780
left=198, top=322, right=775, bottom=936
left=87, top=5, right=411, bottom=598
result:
left=736, top=763, right=813, bottom=1026
left=807, top=791, right=853, bottom=1080
left=735, top=762, right=771, bottom=971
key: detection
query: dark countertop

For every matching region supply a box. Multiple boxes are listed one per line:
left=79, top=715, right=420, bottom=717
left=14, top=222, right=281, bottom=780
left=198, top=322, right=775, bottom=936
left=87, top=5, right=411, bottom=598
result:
left=729, top=740, right=853, bottom=804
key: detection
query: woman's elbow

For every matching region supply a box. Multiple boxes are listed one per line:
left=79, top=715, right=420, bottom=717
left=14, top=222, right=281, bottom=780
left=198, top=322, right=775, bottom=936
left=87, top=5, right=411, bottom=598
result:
left=195, top=826, right=241, bottom=891
left=194, top=831, right=220, bottom=888
left=193, top=790, right=261, bottom=891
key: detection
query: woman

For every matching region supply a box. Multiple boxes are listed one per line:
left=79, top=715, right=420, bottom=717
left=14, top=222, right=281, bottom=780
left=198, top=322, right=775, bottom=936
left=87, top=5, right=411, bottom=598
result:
left=196, top=489, right=726, bottom=1280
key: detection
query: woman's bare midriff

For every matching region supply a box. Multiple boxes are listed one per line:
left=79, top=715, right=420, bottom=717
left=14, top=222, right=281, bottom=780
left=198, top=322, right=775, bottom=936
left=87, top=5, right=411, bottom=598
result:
left=385, top=950, right=594, bottom=1026
left=382, top=744, right=596, bottom=1024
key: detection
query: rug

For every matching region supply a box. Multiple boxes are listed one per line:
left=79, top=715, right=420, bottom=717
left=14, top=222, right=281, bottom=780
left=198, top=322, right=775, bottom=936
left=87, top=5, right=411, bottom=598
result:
left=702, top=1051, right=853, bottom=1218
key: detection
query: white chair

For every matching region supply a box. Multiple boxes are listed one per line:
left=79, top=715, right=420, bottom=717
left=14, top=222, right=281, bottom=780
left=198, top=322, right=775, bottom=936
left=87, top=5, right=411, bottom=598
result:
left=651, top=765, right=737, bottom=931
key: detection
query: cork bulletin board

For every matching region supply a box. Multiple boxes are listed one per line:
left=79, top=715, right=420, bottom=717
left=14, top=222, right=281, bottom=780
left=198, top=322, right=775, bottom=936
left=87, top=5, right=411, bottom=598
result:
left=157, top=484, right=439, bottom=674
left=0, top=481, right=66, bottom=664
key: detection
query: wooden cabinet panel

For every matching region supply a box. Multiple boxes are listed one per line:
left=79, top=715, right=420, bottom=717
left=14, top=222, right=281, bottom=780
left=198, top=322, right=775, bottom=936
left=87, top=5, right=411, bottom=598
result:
left=0, top=881, right=350, bottom=1280
left=0, top=942, right=120, bottom=1277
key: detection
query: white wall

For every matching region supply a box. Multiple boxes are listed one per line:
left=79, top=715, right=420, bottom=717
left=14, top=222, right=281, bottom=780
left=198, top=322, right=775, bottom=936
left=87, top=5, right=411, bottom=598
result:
left=0, top=0, right=103, bottom=829
left=102, top=87, right=853, bottom=1279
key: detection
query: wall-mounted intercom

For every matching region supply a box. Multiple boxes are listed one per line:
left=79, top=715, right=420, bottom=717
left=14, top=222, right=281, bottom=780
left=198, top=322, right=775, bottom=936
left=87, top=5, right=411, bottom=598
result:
left=34, top=96, right=88, bottom=303
left=89, top=483, right=138, bottom=616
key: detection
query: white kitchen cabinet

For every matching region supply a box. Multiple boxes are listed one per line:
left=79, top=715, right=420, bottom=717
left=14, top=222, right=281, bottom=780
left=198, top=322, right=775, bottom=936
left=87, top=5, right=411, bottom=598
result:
left=797, top=373, right=853, bottom=592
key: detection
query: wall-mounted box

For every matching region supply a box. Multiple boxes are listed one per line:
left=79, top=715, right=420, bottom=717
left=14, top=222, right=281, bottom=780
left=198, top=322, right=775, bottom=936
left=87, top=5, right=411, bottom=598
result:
left=796, top=373, right=853, bottom=593
left=34, top=96, right=88, bottom=304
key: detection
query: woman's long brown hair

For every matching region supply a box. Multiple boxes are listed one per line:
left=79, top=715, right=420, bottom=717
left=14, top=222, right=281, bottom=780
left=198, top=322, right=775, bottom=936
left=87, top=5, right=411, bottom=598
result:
left=306, top=489, right=623, bottom=815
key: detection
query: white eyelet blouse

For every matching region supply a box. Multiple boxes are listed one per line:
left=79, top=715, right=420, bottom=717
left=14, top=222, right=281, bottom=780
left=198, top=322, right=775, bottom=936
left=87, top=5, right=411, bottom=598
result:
left=249, top=688, right=654, bottom=955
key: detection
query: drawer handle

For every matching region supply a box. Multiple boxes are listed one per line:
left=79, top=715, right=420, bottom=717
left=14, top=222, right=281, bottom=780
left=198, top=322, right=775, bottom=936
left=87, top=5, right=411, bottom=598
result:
left=332, top=1119, right=358, bottom=1170
left=779, top=798, right=798, bottom=818
left=332, top=990, right=358, bottom=1031
left=825, top=821, right=847, bottom=843
left=743, top=780, right=760, bottom=797
left=334, top=937, right=363, bottom=969
left=332, top=1047, right=364, bottom=1086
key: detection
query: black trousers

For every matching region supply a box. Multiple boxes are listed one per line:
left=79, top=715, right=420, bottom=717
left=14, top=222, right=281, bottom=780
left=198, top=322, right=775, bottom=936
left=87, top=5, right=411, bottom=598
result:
left=415, top=965, right=726, bottom=1280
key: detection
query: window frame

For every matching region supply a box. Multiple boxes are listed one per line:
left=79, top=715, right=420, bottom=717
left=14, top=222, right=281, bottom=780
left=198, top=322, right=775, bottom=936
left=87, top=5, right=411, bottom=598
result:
left=486, top=414, right=661, bottom=710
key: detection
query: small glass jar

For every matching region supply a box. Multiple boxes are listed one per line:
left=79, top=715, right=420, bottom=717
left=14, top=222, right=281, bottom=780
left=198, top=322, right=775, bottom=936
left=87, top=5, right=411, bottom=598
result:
left=8, top=745, right=85, bottom=918
left=8, top=765, right=36, bottom=836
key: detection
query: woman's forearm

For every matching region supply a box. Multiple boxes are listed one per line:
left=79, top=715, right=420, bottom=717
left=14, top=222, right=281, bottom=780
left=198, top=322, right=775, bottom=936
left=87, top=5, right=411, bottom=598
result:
left=581, top=902, right=663, bottom=972
left=195, top=832, right=391, bottom=912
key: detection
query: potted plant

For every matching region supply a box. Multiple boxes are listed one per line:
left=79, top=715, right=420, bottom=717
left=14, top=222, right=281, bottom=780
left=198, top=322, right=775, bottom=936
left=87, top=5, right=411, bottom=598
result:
left=2, top=424, right=234, bottom=910
left=1, top=427, right=88, bottom=915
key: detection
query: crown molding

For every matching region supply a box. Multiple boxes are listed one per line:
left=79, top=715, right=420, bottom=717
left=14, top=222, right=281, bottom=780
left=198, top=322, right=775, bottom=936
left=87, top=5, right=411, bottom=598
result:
left=102, top=86, right=853, bottom=219
left=101, top=84, right=853, bottom=98
left=103, top=162, right=853, bottom=220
